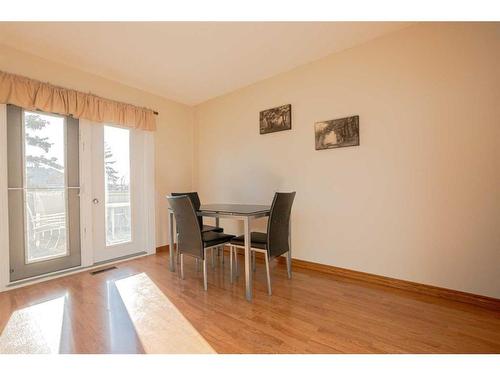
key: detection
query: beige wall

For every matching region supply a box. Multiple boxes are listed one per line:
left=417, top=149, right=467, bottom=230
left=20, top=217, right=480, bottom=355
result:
left=0, top=44, right=194, bottom=247
left=2, top=23, right=499, bottom=298
left=194, top=23, right=500, bottom=298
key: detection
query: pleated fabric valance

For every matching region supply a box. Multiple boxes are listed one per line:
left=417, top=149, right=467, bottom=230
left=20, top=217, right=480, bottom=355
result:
left=0, top=70, right=156, bottom=131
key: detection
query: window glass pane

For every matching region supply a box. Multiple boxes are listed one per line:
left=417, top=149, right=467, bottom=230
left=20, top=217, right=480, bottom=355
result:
left=25, top=190, right=68, bottom=262
left=104, top=126, right=132, bottom=245
left=24, top=111, right=68, bottom=262
left=24, top=112, right=65, bottom=188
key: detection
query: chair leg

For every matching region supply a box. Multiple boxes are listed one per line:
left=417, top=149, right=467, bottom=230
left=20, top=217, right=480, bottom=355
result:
left=176, top=233, right=180, bottom=264
left=203, top=258, right=208, bottom=291
left=265, top=253, right=272, bottom=295
left=234, top=247, right=239, bottom=277
left=229, top=246, right=233, bottom=284
left=286, top=250, right=292, bottom=279
left=252, top=251, right=256, bottom=272
left=211, top=247, right=215, bottom=268
left=180, top=253, right=184, bottom=280
left=221, top=246, right=225, bottom=265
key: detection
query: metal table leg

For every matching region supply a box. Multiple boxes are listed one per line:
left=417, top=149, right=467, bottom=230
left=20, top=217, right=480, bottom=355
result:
left=244, top=217, right=252, bottom=301
left=287, top=218, right=292, bottom=279
left=168, top=210, right=175, bottom=271
left=216, top=217, right=220, bottom=258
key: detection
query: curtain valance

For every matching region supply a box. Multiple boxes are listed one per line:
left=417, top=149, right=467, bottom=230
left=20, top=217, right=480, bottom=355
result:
left=0, top=70, right=156, bottom=131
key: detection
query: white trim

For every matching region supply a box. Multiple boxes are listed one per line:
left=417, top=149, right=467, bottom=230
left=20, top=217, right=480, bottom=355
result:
left=2, top=252, right=149, bottom=292
left=79, top=119, right=93, bottom=267
left=0, top=104, right=9, bottom=292
left=143, top=131, right=156, bottom=254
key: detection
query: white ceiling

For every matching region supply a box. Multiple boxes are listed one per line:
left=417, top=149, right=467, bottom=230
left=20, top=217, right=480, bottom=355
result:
left=0, top=22, right=412, bottom=105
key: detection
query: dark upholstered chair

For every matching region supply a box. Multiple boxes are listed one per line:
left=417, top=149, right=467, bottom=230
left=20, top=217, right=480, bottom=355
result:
left=171, top=192, right=225, bottom=267
left=167, top=195, right=234, bottom=290
left=171, top=192, right=223, bottom=233
left=229, top=192, right=296, bottom=295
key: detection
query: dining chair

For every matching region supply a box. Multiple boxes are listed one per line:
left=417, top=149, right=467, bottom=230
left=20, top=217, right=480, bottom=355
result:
left=229, top=192, right=296, bottom=295
left=171, top=192, right=223, bottom=233
left=171, top=192, right=225, bottom=267
left=167, top=195, right=235, bottom=290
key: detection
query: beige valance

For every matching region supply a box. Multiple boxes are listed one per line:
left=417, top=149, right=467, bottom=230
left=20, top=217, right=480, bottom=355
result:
left=0, top=70, right=156, bottom=131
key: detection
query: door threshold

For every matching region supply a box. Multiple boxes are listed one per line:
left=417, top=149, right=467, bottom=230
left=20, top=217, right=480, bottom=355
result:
left=93, top=252, right=147, bottom=266
left=3, top=251, right=148, bottom=292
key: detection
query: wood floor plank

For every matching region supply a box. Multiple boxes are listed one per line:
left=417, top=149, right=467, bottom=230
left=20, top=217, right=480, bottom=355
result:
left=0, top=252, right=499, bottom=354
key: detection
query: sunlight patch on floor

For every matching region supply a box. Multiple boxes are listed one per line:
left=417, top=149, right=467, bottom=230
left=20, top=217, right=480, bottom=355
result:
left=114, top=272, right=216, bottom=354
left=0, top=295, right=66, bottom=354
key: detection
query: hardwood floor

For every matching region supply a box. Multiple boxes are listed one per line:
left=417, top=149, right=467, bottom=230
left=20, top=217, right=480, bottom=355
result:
left=0, top=251, right=499, bottom=353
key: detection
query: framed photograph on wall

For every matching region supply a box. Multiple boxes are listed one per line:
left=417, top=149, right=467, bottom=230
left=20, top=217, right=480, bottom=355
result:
left=315, top=115, right=359, bottom=150
left=259, top=104, right=291, bottom=134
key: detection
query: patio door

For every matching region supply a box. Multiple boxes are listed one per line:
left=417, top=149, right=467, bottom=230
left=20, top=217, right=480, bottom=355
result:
left=7, top=105, right=81, bottom=281
left=91, top=124, right=145, bottom=263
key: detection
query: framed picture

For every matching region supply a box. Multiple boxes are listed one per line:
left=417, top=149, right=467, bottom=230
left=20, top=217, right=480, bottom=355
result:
left=315, top=115, right=359, bottom=150
left=259, top=104, right=291, bottom=134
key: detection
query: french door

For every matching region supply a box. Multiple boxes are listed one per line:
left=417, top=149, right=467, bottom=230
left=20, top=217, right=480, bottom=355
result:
left=91, top=124, right=145, bottom=263
left=6, top=105, right=81, bottom=281
left=2, top=105, right=154, bottom=285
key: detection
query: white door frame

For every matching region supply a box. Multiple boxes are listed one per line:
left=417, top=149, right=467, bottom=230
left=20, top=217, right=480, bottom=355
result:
left=142, top=131, right=156, bottom=254
left=0, top=112, right=155, bottom=292
left=0, top=104, right=10, bottom=291
left=79, top=119, right=93, bottom=267
left=91, top=123, right=144, bottom=263
left=80, top=119, right=156, bottom=264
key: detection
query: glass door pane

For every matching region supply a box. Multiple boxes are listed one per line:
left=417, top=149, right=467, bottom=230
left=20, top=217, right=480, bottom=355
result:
left=24, top=111, right=68, bottom=263
left=104, top=125, right=132, bottom=246
left=7, top=105, right=81, bottom=281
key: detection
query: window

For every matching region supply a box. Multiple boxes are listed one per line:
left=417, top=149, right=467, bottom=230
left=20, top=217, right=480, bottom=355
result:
left=24, top=111, right=68, bottom=262
left=104, top=125, right=132, bottom=245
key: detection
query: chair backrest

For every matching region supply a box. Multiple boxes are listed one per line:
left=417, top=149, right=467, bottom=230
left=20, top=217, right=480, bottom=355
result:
left=167, top=195, right=204, bottom=259
left=266, top=192, right=296, bottom=258
left=171, top=192, right=203, bottom=228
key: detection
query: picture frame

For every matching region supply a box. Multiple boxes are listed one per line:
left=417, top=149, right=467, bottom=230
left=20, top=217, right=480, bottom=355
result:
left=259, top=104, right=292, bottom=134
left=314, top=115, right=359, bottom=150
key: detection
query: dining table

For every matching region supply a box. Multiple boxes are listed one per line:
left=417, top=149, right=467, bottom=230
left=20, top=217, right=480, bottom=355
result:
left=168, top=203, right=272, bottom=301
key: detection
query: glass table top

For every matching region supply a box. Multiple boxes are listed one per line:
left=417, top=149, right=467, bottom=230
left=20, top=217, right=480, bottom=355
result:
left=199, top=204, right=271, bottom=215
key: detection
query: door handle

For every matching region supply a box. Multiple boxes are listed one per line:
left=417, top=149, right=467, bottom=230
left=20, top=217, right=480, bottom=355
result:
left=92, top=198, right=99, bottom=204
